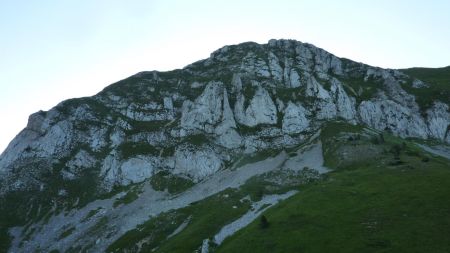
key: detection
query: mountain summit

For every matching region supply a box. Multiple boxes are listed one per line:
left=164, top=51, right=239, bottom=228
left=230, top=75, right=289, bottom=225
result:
left=1, top=39, right=449, bottom=252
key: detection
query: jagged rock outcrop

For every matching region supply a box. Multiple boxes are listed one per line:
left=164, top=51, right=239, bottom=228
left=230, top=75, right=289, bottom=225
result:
left=234, top=86, right=278, bottom=127
left=268, top=52, right=283, bottom=83
left=330, top=78, right=357, bottom=121
left=241, top=52, right=271, bottom=78
left=282, top=102, right=309, bottom=134
left=119, top=156, right=156, bottom=185
left=181, top=81, right=242, bottom=148
left=427, top=102, right=450, bottom=140
left=1, top=38, right=450, bottom=253
left=174, top=145, right=223, bottom=182
left=61, top=150, right=96, bottom=180
left=2, top=39, right=449, bottom=196
left=181, top=81, right=225, bottom=133
left=358, top=99, right=429, bottom=138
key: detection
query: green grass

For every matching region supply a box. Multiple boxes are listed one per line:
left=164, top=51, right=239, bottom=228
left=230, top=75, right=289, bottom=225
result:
left=338, top=76, right=382, bottom=103
left=125, top=120, right=170, bottom=135
left=150, top=171, right=195, bottom=194
left=181, top=134, right=210, bottom=146
left=0, top=227, right=11, bottom=253
left=218, top=160, right=450, bottom=252
left=107, top=160, right=322, bottom=252
left=107, top=188, right=252, bottom=253
left=58, top=226, right=76, bottom=240
left=239, top=169, right=322, bottom=201
left=118, top=142, right=160, bottom=159
left=81, top=207, right=102, bottom=222
left=401, top=66, right=450, bottom=90
left=217, top=122, right=450, bottom=253
left=107, top=211, right=189, bottom=252
left=232, top=148, right=280, bottom=169
left=113, top=185, right=142, bottom=208
left=400, top=66, right=450, bottom=111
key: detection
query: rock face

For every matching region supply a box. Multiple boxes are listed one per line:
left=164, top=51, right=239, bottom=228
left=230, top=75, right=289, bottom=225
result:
left=181, top=81, right=242, bottom=149
left=181, top=81, right=226, bottom=133
left=174, top=145, right=223, bottom=182
left=0, top=39, right=449, bottom=252
left=330, top=78, right=356, bottom=121
left=119, top=156, right=155, bottom=185
left=358, top=99, right=429, bottom=138
left=1, top=39, right=449, bottom=193
left=2, top=38, right=449, bottom=194
left=427, top=102, right=450, bottom=140
left=282, top=102, right=309, bottom=134
left=234, top=86, right=278, bottom=127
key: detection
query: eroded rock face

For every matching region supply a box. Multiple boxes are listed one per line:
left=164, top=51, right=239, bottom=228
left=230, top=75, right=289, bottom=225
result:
left=306, top=75, right=331, bottom=99
left=268, top=52, right=283, bottom=83
left=119, top=156, right=156, bottom=185
left=182, top=81, right=230, bottom=132
left=1, top=39, right=449, bottom=196
left=241, top=52, right=271, bottom=78
left=358, top=99, right=429, bottom=138
left=181, top=81, right=242, bottom=148
left=234, top=86, right=278, bottom=127
left=330, top=78, right=356, bottom=121
left=100, top=153, right=162, bottom=187
left=62, top=150, right=97, bottom=179
left=282, top=102, right=309, bottom=134
left=2, top=38, right=450, bottom=253
left=215, top=89, right=242, bottom=149
left=174, top=145, right=223, bottom=182
left=427, top=102, right=450, bottom=140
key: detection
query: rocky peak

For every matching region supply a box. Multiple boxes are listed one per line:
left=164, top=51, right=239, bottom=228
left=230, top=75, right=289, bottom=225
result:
left=1, top=39, right=450, bottom=253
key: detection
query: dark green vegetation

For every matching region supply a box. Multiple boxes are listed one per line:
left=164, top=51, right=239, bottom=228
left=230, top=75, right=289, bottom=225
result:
left=401, top=66, right=450, bottom=89
left=118, top=142, right=160, bottom=159
left=113, top=184, right=143, bottom=207
left=217, top=122, right=450, bottom=253
left=59, top=226, right=76, bottom=240
left=400, top=66, right=450, bottom=111
left=107, top=161, right=320, bottom=253
left=0, top=152, right=104, bottom=253
left=339, top=76, right=382, bottom=103
left=104, top=121, right=450, bottom=253
left=150, top=171, right=195, bottom=194
left=107, top=188, right=252, bottom=253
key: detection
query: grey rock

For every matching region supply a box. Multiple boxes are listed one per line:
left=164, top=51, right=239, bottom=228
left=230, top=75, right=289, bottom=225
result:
left=231, top=74, right=243, bottom=93
left=306, top=75, right=331, bottom=99
left=234, top=86, right=277, bottom=127
left=412, top=79, right=429, bottom=88
left=268, top=52, right=283, bottom=82
left=427, top=102, right=450, bottom=140
left=330, top=78, right=356, bottom=121
left=358, top=99, right=429, bottom=138
left=174, top=145, right=223, bottom=182
left=282, top=102, right=309, bottom=134
left=163, top=97, right=174, bottom=110
left=241, top=52, right=271, bottom=78
left=181, top=81, right=224, bottom=133
left=119, top=156, right=156, bottom=185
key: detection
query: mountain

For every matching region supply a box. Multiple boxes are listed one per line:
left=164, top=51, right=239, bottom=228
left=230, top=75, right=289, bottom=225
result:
left=1, top=39, right=449, bottom=253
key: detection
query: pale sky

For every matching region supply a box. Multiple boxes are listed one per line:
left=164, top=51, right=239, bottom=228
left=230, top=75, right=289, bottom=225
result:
left=1, top=0, right=450, bottom=153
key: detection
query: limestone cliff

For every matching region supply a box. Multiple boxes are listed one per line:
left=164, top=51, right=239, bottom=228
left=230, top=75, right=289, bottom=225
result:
left=0, top=39, right=449, bottom=253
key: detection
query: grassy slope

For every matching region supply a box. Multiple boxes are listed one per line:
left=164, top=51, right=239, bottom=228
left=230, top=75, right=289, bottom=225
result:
left=400, top=66, right=450, bottom=110
left=107, top=149, right=319, bottom=253
left=217, top=122, right=450, bottom=253
left=401, top=66, right=450, bottom=90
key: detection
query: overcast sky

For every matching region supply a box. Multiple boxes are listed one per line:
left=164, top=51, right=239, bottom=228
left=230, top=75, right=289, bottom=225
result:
left=1, top=0, right=450, bottom=153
